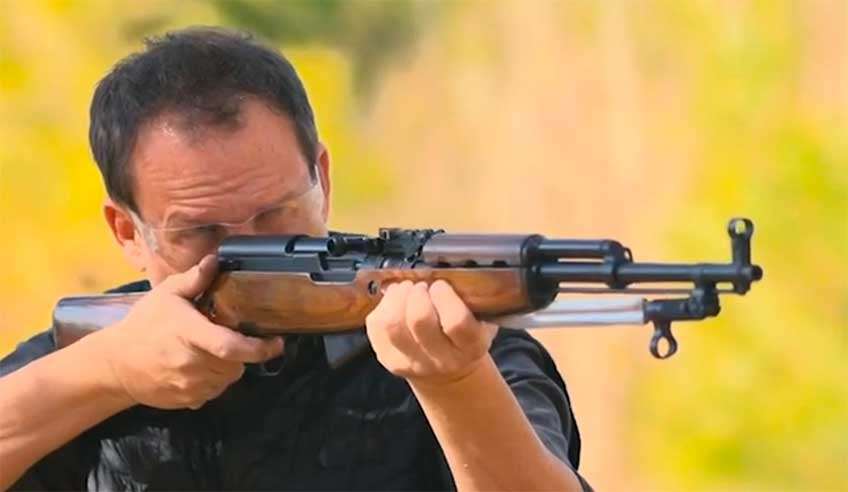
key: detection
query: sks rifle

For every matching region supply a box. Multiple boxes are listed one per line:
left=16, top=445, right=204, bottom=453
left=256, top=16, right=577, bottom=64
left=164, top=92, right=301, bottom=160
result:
left=53, top=218, right=763, bottom=359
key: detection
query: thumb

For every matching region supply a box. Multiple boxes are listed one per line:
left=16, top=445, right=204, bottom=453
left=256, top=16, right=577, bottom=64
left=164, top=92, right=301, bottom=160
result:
left=162, top=254, right=219, bottom=299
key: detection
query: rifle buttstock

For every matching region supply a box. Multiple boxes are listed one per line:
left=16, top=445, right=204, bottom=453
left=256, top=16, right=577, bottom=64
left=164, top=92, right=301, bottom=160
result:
left=52, top=293, right=144, bottom=348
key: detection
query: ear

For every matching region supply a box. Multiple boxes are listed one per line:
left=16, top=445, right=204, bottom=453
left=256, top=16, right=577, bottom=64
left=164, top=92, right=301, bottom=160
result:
left=103, top=197, right=148, bottom=272
left=316, top=142, right=332, bottom=222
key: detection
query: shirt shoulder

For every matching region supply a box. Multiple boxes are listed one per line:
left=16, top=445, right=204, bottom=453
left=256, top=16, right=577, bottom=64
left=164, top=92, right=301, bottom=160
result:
left=490, top=328, right=591, bottom=489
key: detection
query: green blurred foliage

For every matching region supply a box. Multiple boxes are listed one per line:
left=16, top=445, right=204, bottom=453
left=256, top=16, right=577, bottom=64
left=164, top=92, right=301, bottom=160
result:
left=122, top=0, right=441, bottom=98
left=215, top=0, right=425, bottom=97
left=630, top=1, right=848, bottom=489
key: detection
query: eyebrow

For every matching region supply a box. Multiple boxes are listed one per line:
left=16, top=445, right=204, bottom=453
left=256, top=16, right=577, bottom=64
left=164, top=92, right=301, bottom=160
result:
left=161, top=181, right=315, bottom=228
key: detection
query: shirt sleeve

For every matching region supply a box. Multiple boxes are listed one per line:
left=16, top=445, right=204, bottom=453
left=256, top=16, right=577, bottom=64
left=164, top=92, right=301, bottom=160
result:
left=0, top=331, right=55, bottom=377
left=489, top=328, right=594, bottom=491
left=1, top=331, right=97, bottom=490
left=1, top=281, right=152, bottom=490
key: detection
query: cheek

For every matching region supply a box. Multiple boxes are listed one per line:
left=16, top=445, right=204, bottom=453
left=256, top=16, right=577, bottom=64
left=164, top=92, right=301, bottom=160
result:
left=145, top=255, right=180, bottom=285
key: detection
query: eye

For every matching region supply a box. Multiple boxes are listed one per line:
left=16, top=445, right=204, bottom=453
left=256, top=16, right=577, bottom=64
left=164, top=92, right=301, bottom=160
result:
left=255, top=205, right=293, bottom=225
left=171, top=224, right=224, bottom=242
left=196, top=223, right=227, bottom=237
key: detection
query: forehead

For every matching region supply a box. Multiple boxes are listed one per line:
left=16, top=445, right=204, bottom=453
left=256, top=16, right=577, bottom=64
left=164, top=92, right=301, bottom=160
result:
left=129, top=97, right=312, bottom=223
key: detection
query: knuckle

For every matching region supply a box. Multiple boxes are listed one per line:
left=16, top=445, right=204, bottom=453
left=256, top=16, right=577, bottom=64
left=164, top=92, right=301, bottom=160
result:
left=390, top=361, right=415, bottom=378
left=374, top=352, right=402, bottom=374
left=365, top=309, right=386, bottom=329
left=428, top=280, right=450, bottom=298
left=447, top=310, right=475, bottom=331
left=186, top=397, right=206, bottom=410
left=383, top=282, right=401, bottom=296
left=384, top=321, right=408, bottom=345
left=230, top=364, right=246, bottom=382
left=458, top=309, right=476, bottom=326
left=211, top=342, right=234, bottom=360
left=429, top=357, right=448, bottom=374
left=373, top=351, right=392, bottom=370
left=174, top=356, right=193, bottom=371
left=209, top=389, right=226, bottom=403
left=406, top=305, right=432, bottom=330
left=168, top=349, right=195, bottom=371
left=409, top=360, right=434, bottom=377
left=443, top=319, right=473, bottom=341
left=172, top=377, right=192, bottom=393
left=441, top=316, right=463, bottom=335
left=206, top=383, right=227, bottom=400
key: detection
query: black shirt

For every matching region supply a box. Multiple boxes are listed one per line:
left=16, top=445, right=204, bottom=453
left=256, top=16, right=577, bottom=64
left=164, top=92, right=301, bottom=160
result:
left=1, top=281, right=591, bottom=490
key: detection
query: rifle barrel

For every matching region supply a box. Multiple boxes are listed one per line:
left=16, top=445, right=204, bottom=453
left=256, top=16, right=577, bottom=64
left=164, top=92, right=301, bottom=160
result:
left=537, top=261, right=763, bottom=287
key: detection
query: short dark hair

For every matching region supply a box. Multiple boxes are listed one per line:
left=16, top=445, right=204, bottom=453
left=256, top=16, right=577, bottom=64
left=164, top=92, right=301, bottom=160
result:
left=89, top=26, right=319, bottom=212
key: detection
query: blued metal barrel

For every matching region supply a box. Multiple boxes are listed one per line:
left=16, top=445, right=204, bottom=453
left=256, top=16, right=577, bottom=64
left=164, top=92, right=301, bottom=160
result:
left=535, top=239, right=627, bottom=259
left=537, top=261, right=763, bottom=288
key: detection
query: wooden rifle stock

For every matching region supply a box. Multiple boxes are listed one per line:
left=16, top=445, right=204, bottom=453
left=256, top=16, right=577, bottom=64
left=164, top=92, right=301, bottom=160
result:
left=53, top=293, right=144, bottom=348
left=53, top=268, right=534, bottom=348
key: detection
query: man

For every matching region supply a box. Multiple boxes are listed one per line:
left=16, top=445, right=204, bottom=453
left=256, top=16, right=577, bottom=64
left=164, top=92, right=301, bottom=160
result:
left=0, top=27, right=590, bottom=491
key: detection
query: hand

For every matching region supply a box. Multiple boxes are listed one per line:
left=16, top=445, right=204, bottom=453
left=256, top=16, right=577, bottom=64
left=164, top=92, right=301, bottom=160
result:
left=92, top=255, right=284, bottom=410
left=365, top=280, right=498, bottom=387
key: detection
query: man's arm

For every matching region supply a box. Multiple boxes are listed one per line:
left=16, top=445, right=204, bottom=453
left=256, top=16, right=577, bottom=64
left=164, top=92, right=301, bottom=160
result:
left=366, top=280, right=585, bottom=491
left=0, top=257, right=283, bottom=490
left=0, top=334, right=134, bottom=490
left=410, top=354, right=585, bottom=491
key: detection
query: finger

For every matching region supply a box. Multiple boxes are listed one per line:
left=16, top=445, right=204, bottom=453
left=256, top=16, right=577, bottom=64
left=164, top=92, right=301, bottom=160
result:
left=204, top=381, right=230, bottom=401
left=198, top=373, right=233, bottom=399
left=194, top=350, right=246, bottom=383
left=184, top=321, right=285, bottom=363
left=187, top=401, right=205, bottom=411
left=428, top=280, right=489, bottom=352
left=366, top=280, right=411, bottom=333
left=384, top=280, right=414, bottom=324
left=406, top=282, right=460, bottom=361
left=161, top=254, right=219, bottom=299
left=368, top=282, right=432, bottom=363
left=186, top=386, right=220, bottom=410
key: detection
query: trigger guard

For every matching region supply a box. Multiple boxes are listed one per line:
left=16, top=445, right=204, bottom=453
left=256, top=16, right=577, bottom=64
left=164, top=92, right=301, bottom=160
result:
left=246, top=357, right=285, bottom=377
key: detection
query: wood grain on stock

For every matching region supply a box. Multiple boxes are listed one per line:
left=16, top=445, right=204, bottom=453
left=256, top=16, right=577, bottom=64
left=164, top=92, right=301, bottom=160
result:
left=52, top=268, right=532, bottom=346
left=52, top=293, right=144, bottom=348
left=206, top=268, right=532, bottom=335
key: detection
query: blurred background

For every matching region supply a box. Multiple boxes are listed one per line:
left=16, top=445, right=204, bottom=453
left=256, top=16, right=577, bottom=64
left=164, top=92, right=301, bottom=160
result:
left=1, top=0, right=846, bottom=489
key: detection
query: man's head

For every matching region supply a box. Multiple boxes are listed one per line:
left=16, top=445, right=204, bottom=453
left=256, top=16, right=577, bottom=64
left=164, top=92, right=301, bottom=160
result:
left=90, top=27, right=331, bottom=284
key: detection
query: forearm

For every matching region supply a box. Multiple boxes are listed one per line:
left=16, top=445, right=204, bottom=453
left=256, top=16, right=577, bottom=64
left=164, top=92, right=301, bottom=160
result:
left=0, top=332, right=133, bottom=490
left=410, top=355, right=584, bottom=492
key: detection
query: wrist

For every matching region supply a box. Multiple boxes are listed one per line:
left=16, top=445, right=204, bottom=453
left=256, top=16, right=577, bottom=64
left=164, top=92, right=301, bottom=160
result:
left=75, top=327, right=136, bottom=409
left=407, top=355, right=495, bottom=395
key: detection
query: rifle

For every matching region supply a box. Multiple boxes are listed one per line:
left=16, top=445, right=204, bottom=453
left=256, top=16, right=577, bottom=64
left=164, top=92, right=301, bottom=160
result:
left=53, top=218, right=763, bottom=359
